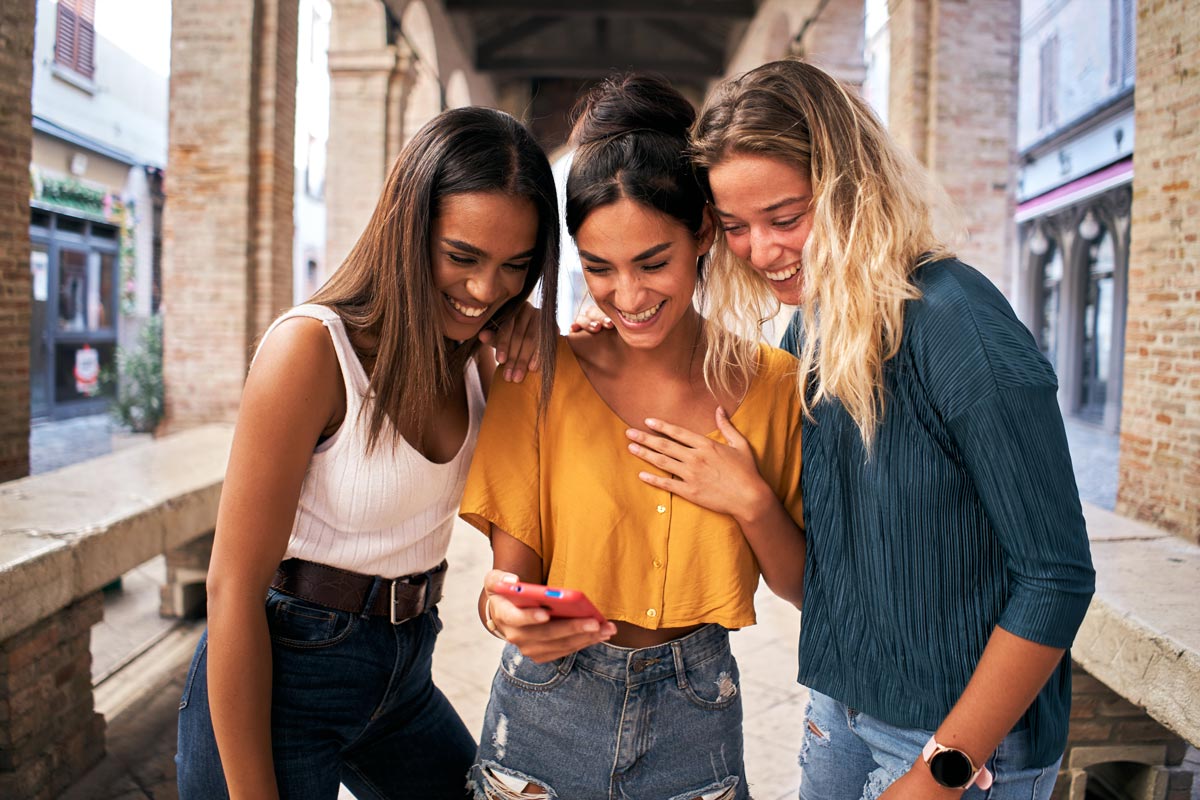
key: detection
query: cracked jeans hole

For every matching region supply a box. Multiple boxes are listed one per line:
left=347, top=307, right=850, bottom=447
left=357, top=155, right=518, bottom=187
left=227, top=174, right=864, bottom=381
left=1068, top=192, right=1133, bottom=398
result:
left=493, top=715, right=509, bottom=759
left=715, top=671, right=737, bottom=700
left=480, top=766, right=550, bottom=800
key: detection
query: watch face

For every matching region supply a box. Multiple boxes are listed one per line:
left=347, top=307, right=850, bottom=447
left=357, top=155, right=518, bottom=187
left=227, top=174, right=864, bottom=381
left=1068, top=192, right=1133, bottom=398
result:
left=929, top=749, right=973, bottom=788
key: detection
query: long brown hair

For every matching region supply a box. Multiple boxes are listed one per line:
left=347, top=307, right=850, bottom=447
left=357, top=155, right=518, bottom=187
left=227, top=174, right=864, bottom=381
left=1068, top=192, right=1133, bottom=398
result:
left=310, top=107, right=559, bottom=451
left=692, top=59, right=956, bottom=447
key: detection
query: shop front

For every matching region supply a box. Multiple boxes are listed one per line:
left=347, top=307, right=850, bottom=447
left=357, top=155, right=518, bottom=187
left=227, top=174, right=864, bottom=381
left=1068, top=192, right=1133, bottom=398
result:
left=29, top=171, right=126, bottom=419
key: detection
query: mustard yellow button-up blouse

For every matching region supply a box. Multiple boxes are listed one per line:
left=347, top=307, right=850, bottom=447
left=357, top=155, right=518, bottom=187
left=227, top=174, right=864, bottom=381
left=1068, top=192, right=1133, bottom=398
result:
left=460, top=337, right=804, bottom=630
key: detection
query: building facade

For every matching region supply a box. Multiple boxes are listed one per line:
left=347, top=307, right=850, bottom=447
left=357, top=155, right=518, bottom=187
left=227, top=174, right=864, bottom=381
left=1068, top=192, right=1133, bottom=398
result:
left=1015, top=0, right=1137, bottom=434
left=28, top=0, right=168, bottom=419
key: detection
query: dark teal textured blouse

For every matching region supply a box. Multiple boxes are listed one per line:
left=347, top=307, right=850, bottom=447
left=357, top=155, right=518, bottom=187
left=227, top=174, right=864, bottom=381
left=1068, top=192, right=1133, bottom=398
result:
left=781, top=259, right=1095, bottom=768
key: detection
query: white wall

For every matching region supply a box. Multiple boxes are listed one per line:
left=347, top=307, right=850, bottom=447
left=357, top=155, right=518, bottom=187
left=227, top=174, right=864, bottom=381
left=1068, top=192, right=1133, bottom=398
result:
left=1018, top=0, right=1135, bottom=150
left=32, top=0, right=169, bottom=167
left=294, top=0, right=332, bottom=302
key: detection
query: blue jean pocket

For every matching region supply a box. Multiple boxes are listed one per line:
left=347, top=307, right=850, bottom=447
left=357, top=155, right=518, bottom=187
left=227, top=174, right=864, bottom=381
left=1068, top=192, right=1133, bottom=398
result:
left=266, top=589, right=356, bottom=649
left=679, top=648, right=741, bottom=711
left=497, top=643, right=573, bottom=691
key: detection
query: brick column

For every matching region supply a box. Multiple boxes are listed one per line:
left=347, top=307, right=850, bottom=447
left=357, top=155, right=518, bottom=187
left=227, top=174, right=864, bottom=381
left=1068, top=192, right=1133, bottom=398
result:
left=887, top=0, right=1020, bottom=294
left=1052, top=663, right=1194, bottom=800
left=325, top=0, right=401, bottom=272
left=0, top=1, right=35, bottom=481
left=0, top=593, right=105, bottom=800
left=1116, top=0, right=1200, bottom=543
left=162, top=0, right=298, bottom=430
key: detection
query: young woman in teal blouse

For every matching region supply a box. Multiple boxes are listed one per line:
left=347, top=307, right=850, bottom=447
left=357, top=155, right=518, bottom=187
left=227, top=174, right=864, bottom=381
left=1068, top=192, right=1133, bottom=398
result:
left=626, top=60, right=1095, bottom=799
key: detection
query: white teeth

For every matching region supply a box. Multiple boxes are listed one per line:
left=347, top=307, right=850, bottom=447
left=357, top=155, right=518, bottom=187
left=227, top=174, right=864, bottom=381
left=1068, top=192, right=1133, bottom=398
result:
left=765, top=263, right=801, bottom=282
left=447, top=295, right=486, bottom=318
left=618, top=301, right=664, bottom=324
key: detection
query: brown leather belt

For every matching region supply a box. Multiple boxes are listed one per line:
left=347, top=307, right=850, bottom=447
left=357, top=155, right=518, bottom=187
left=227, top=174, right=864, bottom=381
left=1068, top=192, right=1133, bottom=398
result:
left=271, top=558, right=447, bottom=624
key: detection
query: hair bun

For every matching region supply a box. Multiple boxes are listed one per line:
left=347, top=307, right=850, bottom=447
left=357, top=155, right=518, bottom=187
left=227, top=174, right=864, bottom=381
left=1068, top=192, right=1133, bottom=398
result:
left=569, top=74, right=695, bottom=147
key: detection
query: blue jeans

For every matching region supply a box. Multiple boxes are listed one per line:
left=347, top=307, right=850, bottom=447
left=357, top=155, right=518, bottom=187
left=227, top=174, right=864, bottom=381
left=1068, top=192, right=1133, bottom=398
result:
left=798, top=690, right=1061, bottom=800
left=470, top=624, right=746, bottom=800
left=176, top=588, right=475, bottom=799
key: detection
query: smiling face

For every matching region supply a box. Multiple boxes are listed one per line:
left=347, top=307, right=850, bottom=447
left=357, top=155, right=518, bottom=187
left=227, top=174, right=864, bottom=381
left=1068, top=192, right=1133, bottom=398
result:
left=574, top=198, right=714, bottom=351
left=430, top=191, right=539, bottom=341
left=707, top=153, right=815, bottom=306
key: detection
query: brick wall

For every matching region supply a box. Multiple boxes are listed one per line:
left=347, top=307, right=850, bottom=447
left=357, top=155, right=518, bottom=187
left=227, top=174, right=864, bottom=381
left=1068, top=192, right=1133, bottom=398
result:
left=0, top=593, right=105, bottom=800
left=162, top=0, right=297, bottom=430
left=1117, top=0, right=1200, bottom=543
left=889, top=0, right=1020, bottom=296
left=0, top=1, right=35, bottom=481
left=1052, top=662, right=1194, bottom=800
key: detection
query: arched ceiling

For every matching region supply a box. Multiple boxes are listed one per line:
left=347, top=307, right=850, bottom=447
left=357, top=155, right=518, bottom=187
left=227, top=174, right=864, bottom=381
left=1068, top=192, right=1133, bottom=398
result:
left=434, top=0, right=758, bottom=83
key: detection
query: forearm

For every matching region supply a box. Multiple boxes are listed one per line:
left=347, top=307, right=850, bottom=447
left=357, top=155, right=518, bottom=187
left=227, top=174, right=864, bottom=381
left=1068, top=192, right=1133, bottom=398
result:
left=934, top=626, right=1065, bottom=768
left=733, top=483, right=806, bottom=606
left=207, top=595, right=279, bottom=800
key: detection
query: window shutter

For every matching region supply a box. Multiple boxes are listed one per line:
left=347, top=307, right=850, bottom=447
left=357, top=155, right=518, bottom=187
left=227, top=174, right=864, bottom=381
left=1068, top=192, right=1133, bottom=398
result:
left=55, top=2, right=78, bottom=70
left=54, top=0, right=96, bottom=79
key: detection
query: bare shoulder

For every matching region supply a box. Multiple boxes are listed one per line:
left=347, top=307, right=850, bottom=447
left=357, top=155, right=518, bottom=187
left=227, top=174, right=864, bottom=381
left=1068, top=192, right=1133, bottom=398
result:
left=243, top=315, right=342, bottom=433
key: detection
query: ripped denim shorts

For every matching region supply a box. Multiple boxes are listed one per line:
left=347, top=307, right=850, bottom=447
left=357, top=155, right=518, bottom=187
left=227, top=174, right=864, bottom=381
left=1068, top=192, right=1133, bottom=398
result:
left=469, top=623, right=747, bottom=800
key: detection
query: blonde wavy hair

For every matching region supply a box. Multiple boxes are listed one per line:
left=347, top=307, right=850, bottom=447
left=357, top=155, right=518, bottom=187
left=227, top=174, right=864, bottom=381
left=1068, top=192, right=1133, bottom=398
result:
left=692, top=59, right=958, bottom=447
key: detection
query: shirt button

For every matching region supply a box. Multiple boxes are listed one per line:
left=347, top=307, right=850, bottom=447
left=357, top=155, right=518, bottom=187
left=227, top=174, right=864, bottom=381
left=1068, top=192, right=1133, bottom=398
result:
left=656, top=504, right=667, bottom=514
left=652, top=559, right=662, bottom=568
left=646, top=608, right=658, bottom=618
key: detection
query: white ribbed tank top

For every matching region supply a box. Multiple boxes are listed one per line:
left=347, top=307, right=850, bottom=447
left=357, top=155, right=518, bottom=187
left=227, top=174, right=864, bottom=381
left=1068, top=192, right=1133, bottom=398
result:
left=256, top=304, right=484, bottom=578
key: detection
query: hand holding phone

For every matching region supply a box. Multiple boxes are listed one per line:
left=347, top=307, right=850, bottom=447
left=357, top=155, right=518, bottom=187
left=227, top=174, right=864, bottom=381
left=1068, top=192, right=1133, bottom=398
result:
left=492, top=581, right=606, bottom=624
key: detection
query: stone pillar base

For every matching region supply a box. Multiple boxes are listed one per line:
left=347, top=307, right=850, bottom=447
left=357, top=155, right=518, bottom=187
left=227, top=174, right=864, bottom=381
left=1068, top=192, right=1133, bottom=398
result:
left=0, top=593, right=106, bottom=800
left=160, top=531, right=214, bottom=619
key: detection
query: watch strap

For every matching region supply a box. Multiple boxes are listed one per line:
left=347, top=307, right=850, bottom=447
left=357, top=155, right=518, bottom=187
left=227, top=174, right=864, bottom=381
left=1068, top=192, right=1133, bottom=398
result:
left=922, top=735, right=994, bottom=790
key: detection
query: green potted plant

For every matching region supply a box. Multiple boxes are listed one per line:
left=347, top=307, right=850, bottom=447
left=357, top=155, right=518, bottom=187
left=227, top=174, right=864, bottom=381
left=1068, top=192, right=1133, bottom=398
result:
left=106, top=314, right=164, bottom=442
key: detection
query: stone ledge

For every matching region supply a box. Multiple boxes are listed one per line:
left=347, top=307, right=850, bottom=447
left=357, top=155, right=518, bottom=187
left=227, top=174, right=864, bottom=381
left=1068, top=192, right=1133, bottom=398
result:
left=0, top=424, right=234, bottom=642
left=1078, top=501, right=1200, bottom=747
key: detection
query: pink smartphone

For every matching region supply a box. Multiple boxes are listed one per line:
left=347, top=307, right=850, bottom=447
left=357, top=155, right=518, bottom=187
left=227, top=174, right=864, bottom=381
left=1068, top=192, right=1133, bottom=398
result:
left=494, top=581, right=607, bottom=623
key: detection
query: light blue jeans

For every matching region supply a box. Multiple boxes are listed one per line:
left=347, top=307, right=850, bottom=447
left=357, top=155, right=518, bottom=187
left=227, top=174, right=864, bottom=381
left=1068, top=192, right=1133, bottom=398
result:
left=798, top=690, right=1061, bottom=800
left=470, top=624, right=746, bottom=800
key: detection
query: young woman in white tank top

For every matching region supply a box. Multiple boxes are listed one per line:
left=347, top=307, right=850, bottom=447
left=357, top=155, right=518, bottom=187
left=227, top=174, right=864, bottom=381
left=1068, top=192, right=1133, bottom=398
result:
left=175, top=107, right=561, bottom=800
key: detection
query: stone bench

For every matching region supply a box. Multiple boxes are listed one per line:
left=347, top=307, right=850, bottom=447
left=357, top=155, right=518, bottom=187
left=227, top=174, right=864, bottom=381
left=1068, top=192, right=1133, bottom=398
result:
left=1056, top=503, right=1200, bottom=800
left=0, top=424, right=232, bottom=800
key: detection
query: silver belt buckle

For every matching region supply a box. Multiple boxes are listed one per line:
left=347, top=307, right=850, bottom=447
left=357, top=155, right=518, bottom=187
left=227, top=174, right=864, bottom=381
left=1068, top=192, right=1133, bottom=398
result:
left=389, top=579, right=400, bottom=625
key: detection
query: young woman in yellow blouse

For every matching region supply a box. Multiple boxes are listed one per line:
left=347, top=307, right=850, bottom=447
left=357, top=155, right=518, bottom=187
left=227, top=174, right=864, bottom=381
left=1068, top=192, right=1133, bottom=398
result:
left=458, top=75, right=807, bottom=800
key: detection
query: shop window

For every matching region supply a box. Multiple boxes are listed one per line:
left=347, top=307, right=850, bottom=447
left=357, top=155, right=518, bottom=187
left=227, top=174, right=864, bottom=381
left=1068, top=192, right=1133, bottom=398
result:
left=57, top=249, right=114, bottom=332
left=1080, top=226, right=1116, bottom=422
left=55, top=0, right=97, bottom=80
left=1038, top=242, right=1063, bottom=370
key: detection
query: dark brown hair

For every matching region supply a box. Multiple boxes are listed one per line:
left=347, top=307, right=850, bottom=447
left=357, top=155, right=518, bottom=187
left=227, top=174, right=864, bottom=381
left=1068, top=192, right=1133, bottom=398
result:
left=310, top=107, right=559, bottom=451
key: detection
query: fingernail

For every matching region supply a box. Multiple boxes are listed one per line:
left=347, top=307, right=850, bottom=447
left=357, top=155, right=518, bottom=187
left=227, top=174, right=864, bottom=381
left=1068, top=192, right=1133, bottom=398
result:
left=603, top=317, right=612, bottom=325
left=638, top=471, right=653, bottom=481
left=645, top=418, right=659, bottom=428
left=497, top=351, right=506, bottom=364
left=501, top=574, right=518, bottom=583
left=625, top=429, right=638, bottom=439
left=583, top=621, right=599, bottom=632
left=628, top=443, right=639, bottom=454
left=504, top=368, right=513, bottom=381
left=513, top=370, right=525, bottom=383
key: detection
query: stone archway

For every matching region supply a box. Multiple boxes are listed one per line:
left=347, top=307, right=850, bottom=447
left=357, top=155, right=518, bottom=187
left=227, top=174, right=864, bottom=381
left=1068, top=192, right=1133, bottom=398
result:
left=399, top=0, right=443, bottom=145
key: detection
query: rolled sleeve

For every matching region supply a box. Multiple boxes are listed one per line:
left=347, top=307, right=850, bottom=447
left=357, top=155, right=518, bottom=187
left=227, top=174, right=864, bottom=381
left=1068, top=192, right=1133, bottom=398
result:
left=948, top=385, right=1096, bottom=649
left=459, top=373, right=543, bottom=556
